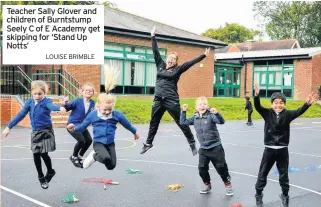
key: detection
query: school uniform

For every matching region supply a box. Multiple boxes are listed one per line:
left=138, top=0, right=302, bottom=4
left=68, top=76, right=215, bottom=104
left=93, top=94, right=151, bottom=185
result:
left=8, top=97, right=60, bottom=153
left=74, top=109, right=136, bottom=169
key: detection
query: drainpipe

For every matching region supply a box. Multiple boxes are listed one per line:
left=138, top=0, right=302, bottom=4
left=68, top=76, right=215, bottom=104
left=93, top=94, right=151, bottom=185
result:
left=242, top=55, right=247, bottom=96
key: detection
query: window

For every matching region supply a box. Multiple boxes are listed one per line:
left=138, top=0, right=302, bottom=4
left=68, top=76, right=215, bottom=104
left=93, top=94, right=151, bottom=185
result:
left=253, top=60, right=294, bottom=98
left=103, top=43, right=166, bottom=95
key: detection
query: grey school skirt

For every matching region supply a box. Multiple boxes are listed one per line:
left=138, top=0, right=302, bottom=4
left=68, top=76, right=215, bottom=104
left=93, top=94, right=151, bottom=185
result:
left=31, top=128, right=56, bottom=153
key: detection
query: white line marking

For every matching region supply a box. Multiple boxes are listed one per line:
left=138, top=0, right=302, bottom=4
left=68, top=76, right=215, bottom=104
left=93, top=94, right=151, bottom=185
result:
left=224, top=143, right=321, bottom=158
left=2, top=157, right=321, bottom=196
left=0, top=185, right=52, bottom=207
left=312, top=122, right=321, bottom=124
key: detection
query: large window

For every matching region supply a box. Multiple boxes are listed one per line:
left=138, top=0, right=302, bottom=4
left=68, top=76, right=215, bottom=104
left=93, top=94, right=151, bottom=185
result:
left=102, top=43, right=166, bottom=95
left=214, top=63, right=242, bottom=97
left=252, top=60, right=294, bottom=98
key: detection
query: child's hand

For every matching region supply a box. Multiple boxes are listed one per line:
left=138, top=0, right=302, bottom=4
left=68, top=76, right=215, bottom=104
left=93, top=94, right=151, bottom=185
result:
left=151, top=26, right=156, bottom=36
left=2, top=127, right=10, bottom=137
left=60, top=107, right=66, bottom=113
left=210, top=108, right=218, bottom=114
left=182, top=104, right=188, bottom=111
left=134, top=132, right=140, bottom=140
left=64, top=97, right=69, bottom=104
left=306, top=92, right=319, bottom=105
left=254, top=83, right=260, bottom=96
left=66, top=124, right=75, bottom=132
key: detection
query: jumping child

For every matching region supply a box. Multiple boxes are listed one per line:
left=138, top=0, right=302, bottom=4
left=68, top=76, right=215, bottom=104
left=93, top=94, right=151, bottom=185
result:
left=180, top=97, right=233, bottom=196
left=63, top=84, right=95, bottom=168
left=253, top=83, right=318, bottom=207
left=2, top=80, right=66, bottom=189
left=66, top=67, right=140, bottom=170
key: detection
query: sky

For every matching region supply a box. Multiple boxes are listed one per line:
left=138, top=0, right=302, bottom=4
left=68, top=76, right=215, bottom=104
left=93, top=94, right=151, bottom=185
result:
left=108, top=0, right=266, bottom=39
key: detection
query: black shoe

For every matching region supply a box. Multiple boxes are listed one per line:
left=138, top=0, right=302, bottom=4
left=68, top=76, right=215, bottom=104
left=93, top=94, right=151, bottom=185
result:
left=279, top=193, right=289, bottom=207
left=248, top=122, right=253, bottom=126
left=70, top=155, right=82, bottom=168
left=190, top=143, right=197, bottom=156
left=200, top=184, right=211, bottom=194
left=38, top=176, right=49, bottom=189
left=45, top=169, right=56, bottom=183
left=140, top=143, right=154, bottom=154
left=255, top=193, right=263, bottom=207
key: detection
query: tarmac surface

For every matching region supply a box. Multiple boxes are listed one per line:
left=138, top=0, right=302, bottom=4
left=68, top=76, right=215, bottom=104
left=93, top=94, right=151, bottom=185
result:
left=1, top=118, right=321, bottom=207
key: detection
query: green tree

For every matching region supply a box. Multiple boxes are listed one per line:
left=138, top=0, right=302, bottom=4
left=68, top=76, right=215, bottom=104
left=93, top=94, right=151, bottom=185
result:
left=253, top=1, right=321, bottom=47
left=202, top=23, right=261, bottom=44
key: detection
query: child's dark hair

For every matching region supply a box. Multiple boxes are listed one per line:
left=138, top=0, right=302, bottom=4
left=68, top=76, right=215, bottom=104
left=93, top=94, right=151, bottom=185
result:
left=271, top=92, right=286, bottom=104
left=244, top=96, right=250, bottom=101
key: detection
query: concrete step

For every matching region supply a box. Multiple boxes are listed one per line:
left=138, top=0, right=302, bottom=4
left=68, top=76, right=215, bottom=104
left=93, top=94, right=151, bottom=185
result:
left=52, top=121, right=68, bottom=128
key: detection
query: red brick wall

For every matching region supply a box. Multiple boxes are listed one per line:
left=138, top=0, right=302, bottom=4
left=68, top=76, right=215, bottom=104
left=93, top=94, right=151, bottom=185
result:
left=312, top=54, right=321, bottom=94
left=0, top=97, right=30, bottom=128
left=62, top=65, right=101, bottom=94
left=240, top=62, right=253, bottom=97
left=105, top=35, right=214, bottom=98
left=294, top=59, right=313, bottom=100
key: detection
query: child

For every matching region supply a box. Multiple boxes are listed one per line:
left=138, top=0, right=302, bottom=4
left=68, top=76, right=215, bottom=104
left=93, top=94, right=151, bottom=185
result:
left=2, top=80, right=66, bottom=189
left=66, top=67, right=140, bottom=170
left=244, top=96, right=253, bottom=126
left=253, top=83, right=318, bottom=207
left=180, top=97, right=233, bottom=196
left=63, top=84, right=95, bottom=168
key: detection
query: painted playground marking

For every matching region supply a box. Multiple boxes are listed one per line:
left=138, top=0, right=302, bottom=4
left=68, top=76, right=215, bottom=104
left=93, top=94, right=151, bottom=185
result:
left=0, top=185, right=51, bottom=207
left=1, top=139, right=137, bottom=151
left=224, top=143, right=321, bottom=158
left=2, top=157, right=321, bottom=196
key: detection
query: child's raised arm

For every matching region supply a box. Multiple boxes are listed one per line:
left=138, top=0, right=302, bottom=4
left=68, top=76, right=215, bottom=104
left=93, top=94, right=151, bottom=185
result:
left=180, top=104, right=195, bottom=125
left=254, top=83, right=269, bottom=118
left=46, top=99, right=66, bottom=112
left=210, top=112, right=225, bottom=124
left=287, top=92, right=318, bottom=122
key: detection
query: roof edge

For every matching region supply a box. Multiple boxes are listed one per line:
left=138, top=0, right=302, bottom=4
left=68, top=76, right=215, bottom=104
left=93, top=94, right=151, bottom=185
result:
left=104, top=26, right=227, bottom=48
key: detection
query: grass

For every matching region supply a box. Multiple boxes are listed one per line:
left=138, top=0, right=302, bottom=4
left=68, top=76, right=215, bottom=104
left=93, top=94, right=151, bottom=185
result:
left=92, top=97, right=321, bottom=124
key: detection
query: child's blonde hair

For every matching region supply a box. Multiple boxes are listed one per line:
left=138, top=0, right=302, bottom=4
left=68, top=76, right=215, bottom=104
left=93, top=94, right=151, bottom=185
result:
left=196, top=96, right=208, bottom=105
left=97, top=62, right=119, bottom=107
left=81, top=83, right=95, bottom=93
left=104, top=62, right=119, bottom=94
left=31, top=80, right=48, bottom=94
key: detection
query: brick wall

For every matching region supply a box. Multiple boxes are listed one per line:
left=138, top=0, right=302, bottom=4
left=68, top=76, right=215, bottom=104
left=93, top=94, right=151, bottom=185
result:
left=240, top=62, right=253, bottom=97
left=0, top=97, right=30, bottom=128
left=312, top=54, right=321, bottom=95
left=105, top=34, right=215, bottom=98
left=294, top=59, right=313, bottom=100
left=228, top=45, right=241, bottom=53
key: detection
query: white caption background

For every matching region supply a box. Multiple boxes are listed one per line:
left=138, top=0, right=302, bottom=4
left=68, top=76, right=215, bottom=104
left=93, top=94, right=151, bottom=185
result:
left=3, top=5, right=104, bottom=65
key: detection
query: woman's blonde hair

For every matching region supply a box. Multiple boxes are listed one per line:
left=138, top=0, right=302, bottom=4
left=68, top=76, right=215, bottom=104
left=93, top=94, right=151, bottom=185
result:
left=31, top=80, right=48, bottom=94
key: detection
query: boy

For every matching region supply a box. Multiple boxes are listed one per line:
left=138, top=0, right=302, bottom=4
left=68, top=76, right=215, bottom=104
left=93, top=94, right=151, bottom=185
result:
left=245, top=96, right=253, bottom=126
left=253, top=83, right=318, bottom=207
left=180, top=97, right=233, bottom=196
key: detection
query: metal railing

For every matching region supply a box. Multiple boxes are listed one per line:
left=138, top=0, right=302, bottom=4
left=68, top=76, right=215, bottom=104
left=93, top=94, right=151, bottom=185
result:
left=32, top=69, right=80, bottom=100
left=0, top=66, right=32, bottom=102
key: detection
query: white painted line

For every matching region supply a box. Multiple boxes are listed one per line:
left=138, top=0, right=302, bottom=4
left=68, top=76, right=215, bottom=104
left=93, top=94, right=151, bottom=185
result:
left=224, top=142, right=321, bottom=158
left=1, top=185, right=52, bottom=207
left=312, top=122, right=321, bottom=124
left=2, top=157, right=321, bottom=196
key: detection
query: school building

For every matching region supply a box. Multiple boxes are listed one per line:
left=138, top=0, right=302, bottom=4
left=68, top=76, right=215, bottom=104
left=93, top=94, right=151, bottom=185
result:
left=1, top=7, right=321, bottom=127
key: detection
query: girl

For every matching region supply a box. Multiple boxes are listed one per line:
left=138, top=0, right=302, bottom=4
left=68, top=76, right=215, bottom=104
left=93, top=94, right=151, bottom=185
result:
left=63, top=84, right=95, bottom=168
left=66, top=67, right=140, bottom=170
left=2, top=80, right=66, bottom=189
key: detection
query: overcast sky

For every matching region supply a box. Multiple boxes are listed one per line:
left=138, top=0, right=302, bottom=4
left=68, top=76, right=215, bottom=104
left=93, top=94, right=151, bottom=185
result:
left=109, top=0, right=265, bottom=39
